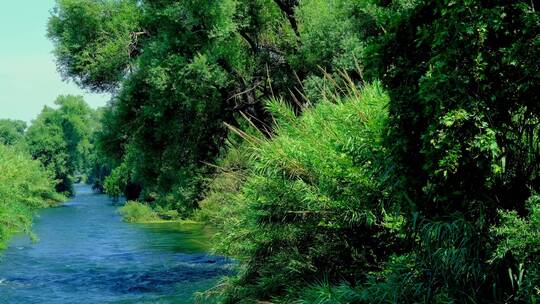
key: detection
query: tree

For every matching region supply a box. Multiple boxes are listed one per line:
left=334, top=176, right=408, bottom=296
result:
left=0, top=119, right=27, bottom=146
left=48, top=0, right=295, bottom=210
left=26, top=95, right=97, bottom=195
left=47, top=0, right=141, bottom=92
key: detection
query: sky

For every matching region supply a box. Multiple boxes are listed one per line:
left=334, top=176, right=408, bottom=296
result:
left=0, top=0, right=110, bottom=123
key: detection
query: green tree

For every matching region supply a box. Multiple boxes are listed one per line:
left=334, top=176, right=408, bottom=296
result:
left=26, top=95, right=97, bottom=195
left=47, top=0, right=141, bottom=91
left=0, top=119, right=27, bottom=146
left=85, top=108, right=113, bottom=192
left=48, top=0, right=296, bottom=210
left=45, top=0, right=540, bottom=302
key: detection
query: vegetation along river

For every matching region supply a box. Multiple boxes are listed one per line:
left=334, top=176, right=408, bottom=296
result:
left=0, top=185, right=232, bottom=303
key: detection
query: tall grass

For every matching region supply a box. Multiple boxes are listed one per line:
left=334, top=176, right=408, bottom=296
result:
left=0, top=144, right=63, bottom=248
left=198, top=81, right=399, bottom=302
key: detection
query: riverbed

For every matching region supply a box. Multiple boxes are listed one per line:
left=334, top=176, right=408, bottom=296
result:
left=0, top=185, right=231, bottom=303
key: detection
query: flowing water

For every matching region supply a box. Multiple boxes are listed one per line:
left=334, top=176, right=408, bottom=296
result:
left=0, top=185, right=232, bottom=303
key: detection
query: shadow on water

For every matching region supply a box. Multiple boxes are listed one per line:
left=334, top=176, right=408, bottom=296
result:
left=0, top=184, right=234, bottom=304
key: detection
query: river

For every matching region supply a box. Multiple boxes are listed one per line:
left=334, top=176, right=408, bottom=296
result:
left=0, top=185, right=232, bottom=303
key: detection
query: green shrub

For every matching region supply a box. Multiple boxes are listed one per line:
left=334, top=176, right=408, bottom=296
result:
left=0, top=144, right=63, bottom=248
left=489, top=194, right=540, bottom=302
left=201, top=81, right=398, bottom=302
left=118, top=201, right=159, bottom=223
left=104, top=163, right=130, bottom=201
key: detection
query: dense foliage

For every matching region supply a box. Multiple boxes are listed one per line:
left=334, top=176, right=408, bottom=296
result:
left=47, top=0, right=539, bottom=303
left=0, top=144, right=63, bottom=248
left=362, top=1, right=540, bottom=302
left=197, top=82, right=397, bottom=302
left=0, top=119, right=27, bottom=146
left=47, top=0, right=392, bottom=211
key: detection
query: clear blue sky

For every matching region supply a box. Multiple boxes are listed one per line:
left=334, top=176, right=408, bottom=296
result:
left=0, top=0, right=110, bottom=123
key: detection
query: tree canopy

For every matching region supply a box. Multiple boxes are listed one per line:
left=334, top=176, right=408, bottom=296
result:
left=0, top=119, right=27, bottom=146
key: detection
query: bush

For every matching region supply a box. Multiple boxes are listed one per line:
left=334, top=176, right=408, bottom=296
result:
left=104, top=163, right=130, bottom=201
left=201, top=81, right=398, bottom=302
left=118, top=201, right=159, bottom=223
left=490, top=194, right=540, bottom=302
left=0, top=144, right=63, bottom=248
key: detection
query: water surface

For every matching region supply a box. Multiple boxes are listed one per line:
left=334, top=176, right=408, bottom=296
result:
left=0, top=185, right=231, bottom=303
